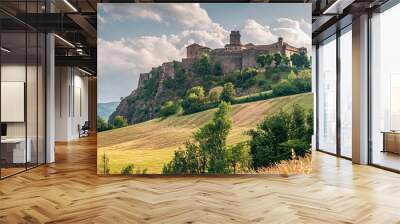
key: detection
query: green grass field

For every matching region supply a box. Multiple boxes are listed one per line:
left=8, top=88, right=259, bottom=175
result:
left=98, top=92, right=313, bottom=174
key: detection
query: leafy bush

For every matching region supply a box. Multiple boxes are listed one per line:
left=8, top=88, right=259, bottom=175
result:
left=220, top=82, right=235, bottom=103
left=256, top=54, right=273, bottom=68
left=159, top=100, right=182, bottom=117
left=248, top=105, right=312, bottom=169
left=271, top=70, right=311, bottom=97
left=213, top=62, right=223, bottom=76
left=279, top=139, right=310, bottom=158
left=182, top=86, right=209, bottom=114
left=111, top=115, right=128, bottom=129
left=97, top=117, right=111, bottom=132
left=231, top=91, right=273, bottom=104
left=121, top=164, right=135, bottom=175
left=226, top=142, right=251, bottom=174
left=193, top=55, right=211, bottom=76
left=290, top=52, right=310, bottom=69
left=163, top=102, right=251, bottom=174
left=271, top=80, right=298, bottom=97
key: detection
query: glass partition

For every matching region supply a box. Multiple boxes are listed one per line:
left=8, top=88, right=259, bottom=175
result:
left=1, top=31, right=28, bottom=177
left=0, top=2, right=46, bottom=179
left=317, top=35, right=337, bottom=154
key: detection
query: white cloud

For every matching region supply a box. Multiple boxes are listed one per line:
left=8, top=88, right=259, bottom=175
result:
left=97, top=7, right=311, bottom=102
left=97, top=26, right=229, bottom=102
left=240, top=18, right=311, bottom=52
left=270, top=18, right=311, bottom=51
left=241, top=19, right=278, bottom=45
left=299, top=18, right=312, bottom=34
left=100, top=3, right=215, bottom=30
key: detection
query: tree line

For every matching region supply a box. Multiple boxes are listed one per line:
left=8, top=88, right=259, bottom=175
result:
left=162, top=102, right=313, bottom=174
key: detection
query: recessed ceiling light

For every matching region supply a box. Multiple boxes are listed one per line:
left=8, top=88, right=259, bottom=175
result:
left=1, top=47, right=11, bottom=53
left=63, top=0, right=78, bottom=12
left=78, top=67, right=92, bottom=76
left=54, top=34, right=75, bottom=48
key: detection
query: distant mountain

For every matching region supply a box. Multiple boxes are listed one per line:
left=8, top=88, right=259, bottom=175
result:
left=98, top=101, right=120, bottom=120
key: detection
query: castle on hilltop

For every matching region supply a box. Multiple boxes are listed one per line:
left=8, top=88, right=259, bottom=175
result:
left=183, top=30, right=307, bottom=74
left=138, top=31, right=307, bottom=91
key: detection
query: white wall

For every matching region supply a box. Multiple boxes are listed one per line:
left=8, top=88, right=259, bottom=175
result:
left=55, top=67, right=89, bottom=141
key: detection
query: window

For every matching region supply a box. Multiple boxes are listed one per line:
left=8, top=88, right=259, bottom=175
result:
left=339, top=26, right=352, bottom=158
left=370, top=3, right=400, bottom=171
left=318, top=35, right=337, bottom=154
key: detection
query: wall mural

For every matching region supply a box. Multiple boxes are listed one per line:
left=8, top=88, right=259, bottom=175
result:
left=97, top=3, right=313, bottom=175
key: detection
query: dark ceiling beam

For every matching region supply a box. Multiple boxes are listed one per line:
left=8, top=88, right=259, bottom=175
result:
left=11, top=13, right=83, bottom=32
left=67, top=13, right=97, bottom=46
left=55, top=55, right=96, bottom=73
left=86, top=0, right=97, bottom=11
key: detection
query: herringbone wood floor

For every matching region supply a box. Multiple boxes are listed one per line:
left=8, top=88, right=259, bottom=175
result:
left=1, top=136, right=400, bottom=224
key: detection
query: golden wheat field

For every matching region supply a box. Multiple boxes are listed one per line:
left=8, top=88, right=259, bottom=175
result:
left=97, top=93, right=313, bottom=174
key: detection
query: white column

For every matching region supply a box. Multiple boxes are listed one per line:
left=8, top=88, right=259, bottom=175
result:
left=352, top=14, right=369, bottom=164
left=46, top=32, right=55, bottom=163
left=312, top=45, right=317, bottom=150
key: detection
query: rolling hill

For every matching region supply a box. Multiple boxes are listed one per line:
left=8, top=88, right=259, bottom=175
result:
left=98, top=92, right=313, bottom=174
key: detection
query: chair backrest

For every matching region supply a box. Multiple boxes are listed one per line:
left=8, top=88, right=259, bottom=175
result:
left=82, top=121, right=90, bottom=129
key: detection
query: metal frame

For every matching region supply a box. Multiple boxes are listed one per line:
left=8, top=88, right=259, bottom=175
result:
left=367, top=1, right=400, bottom=172
left=316, top=0, right=400, bottom=171
left=0, top=0, right=47, bottom=180
left=315, top=22, right=353, bottom=162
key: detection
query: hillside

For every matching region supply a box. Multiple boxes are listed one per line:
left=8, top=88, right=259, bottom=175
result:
left=109, top=51, right=311, bottom=126
left=98, top=92, right=313, bottom=174
left=97, top=101, right=120, bottom=119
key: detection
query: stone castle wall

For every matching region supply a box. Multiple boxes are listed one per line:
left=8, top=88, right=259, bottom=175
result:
left=138, top=32, right=307, bottom=93
left=138, top=72, right=151, bottom=88
left=156, top=62, right=176, bottom=96
left=210, top=51, right=243, bottom=74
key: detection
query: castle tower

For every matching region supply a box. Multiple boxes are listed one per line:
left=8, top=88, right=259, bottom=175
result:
left=230, top=31, right=241, bottom=45
left=278, top=37, right=283, bottom=46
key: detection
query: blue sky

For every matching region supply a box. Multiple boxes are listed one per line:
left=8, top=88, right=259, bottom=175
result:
left=98, top=3, right=311, bottom=103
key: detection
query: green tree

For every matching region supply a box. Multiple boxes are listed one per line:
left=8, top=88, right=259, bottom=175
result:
left=193, top=55, right=211, bottom=76
left=256, top=54, right=267, bottom=68
left=121, top=164, right=135, bottom=175
left=220, top=82, right=236, bottom=103
left=182, top=86, right=206, bottom=114
left=97, top=117, right=110, bottom=132
left=256, top=54, right=273, bottom=68
left=273, top=53, right=283, bottom=67
left=305, top=108, right=314, bottom=143
left=248, top=110, right=290, bottom=168
left=248, top=105, right=313, bottom=169
left=195, top=102, right=232, bottom=173
left=112, top=115, right=128, bottom=128
left=265, top=54, right=274, bottom=68
left=226, top=142, right=251, bottom=174
left=159, top=100, right=182, bottom=117
left=213, top=62, right=223, bottom=76
left=289, top=104, right=307, bottom=140
left=163, top=102, right=235, bottom=174
left=271, top=79, right=297, bottom=97
left=290, top=52, right=310, bottom=69
left=281, top=55, right=290, bottom=68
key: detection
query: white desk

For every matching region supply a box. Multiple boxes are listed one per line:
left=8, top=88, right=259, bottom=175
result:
left=1, top=138, right=31, bottom=163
